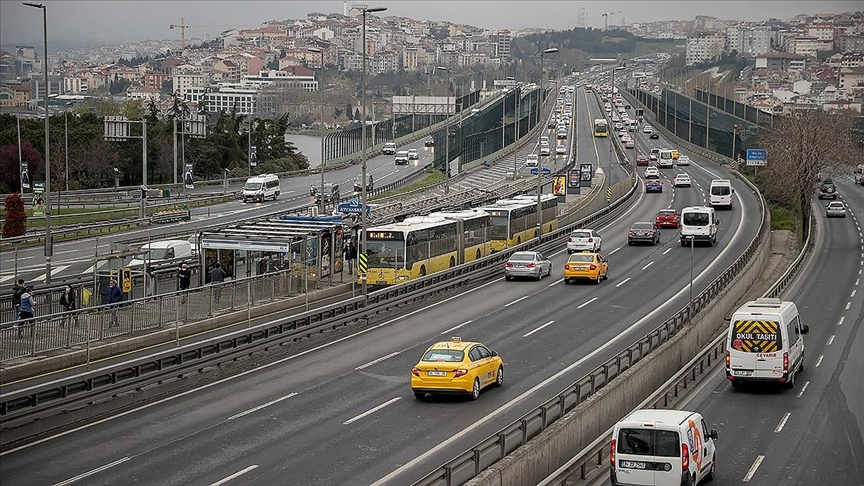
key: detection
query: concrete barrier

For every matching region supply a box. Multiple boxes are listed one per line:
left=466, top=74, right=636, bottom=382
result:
left=467, top=196, right=771, bottom=486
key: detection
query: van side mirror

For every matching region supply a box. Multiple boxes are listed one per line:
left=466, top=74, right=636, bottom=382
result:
left=709, top=429, right=719, bottom=440
left=800, top=324, right=809, bottom=335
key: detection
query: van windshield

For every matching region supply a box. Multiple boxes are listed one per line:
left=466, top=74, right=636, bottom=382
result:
left=683, top=212, right=709, bottom=226
left=617, top=428, right=680, bottom=457
left=711, top=186, right=731, bottom=196
left=148, top=248, right=174, bottom=260
left=244, top=182, right=262, bottom=191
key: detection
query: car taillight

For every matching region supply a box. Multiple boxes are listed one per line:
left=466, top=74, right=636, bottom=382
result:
left=412, top=367, right=420, bottom=377
left=454, top=369, right=468, bottom=377
left=783, top=352, right=789, bottom=372
left=589, top=264, right=597, bottom=270
left=527, top=263, right=536, bottom=268
left=681, top=443, right=689, bottom=471
left=725, top=351, right=730, bottom=369
left=568, top=237, right=572, bottom=242
left=505, top=263, right=513, bottom=268
left=564, top=264, right=571, bottom=270
left=610, top=439, right=617, bottom=465
left=587, top=237, right=593, bottom=242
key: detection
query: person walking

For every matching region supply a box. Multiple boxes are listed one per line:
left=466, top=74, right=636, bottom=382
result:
left=344, top=240, right=357, bottom=275
left=11, top=278, right=25, bottom=321
left=60, top=284, right=78, bottom=327
left=17, top=286, right=35, bottom=338
left=209, top=262, right=226, bottom=303
left=106, top=279, right=123, bottom=327
left=177, top=263, right=191, bottom=303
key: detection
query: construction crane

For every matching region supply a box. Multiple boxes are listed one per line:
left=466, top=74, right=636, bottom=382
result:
left=169, top=18, right=241, bottom=49
left=601, top=11, right=623, bottom=31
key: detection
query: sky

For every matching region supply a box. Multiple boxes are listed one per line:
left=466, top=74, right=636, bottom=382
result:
left=1, top=1, right=861, bottom=49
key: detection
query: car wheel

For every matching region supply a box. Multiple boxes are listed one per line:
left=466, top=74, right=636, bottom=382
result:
left=413, top=391, right=425, bottom=400
left=273, top=192, right=279, bottom=200
left=799, top=353, right=805, bottom=372
left=784, top=368, right=796, bottom=389
left=505, top=274, right=512, bottom=281
left=706, top=454, right=716, bottom=482
left=595, top=275, right=601, bottom=284
left=419, top=266, right=427, bottom=277
left=564, top=278, right=571, bottom=285
left=628, top=240, right=633, bottom=246
left=494, top=366, right=504, bottom=387
left=536, top=270, right=542, bottom=281
left=547, top=265, right=552, bottom=277
left=470, top=378, right=481, bottom=400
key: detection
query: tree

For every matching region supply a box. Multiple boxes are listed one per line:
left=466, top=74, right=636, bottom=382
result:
left=0, top=140, right=43, bottom=193
left=758, top=110, right=860, bottom=232
left=2, top=192, right=27, bottom=238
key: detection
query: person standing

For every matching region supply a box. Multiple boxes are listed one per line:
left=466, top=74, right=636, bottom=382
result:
left=106, top=279, right=123, bottom=327
left=343, top=240, right=357, bottom=275
left=177, top=263, right=191, bottom=303
left=209, top=262, right=226, bottom=303
left=60, top=284, right=78, bottom=327
left=17, top=286, right=35, bottom=338
left=11, top=278, right=25, bottom=321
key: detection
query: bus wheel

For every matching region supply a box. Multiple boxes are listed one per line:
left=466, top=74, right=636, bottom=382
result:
left=476, top=249, right=481, bottom=260
left=517, top=237, right=521, bottom=245
left=420, top=266, right=427, bottom=277
left=449, top=257, right=455, bottom=268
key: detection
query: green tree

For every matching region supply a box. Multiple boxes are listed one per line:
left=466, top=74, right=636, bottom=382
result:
left=2, top=192, right=27, bottom=237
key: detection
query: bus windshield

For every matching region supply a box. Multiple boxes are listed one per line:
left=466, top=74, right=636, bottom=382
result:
left=365, top=239, right=405, bottom=267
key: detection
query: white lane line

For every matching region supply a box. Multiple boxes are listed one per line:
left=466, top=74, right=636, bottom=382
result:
left=853, top=290, right=858, bottom=298
left=797, top=381, right=810, bottom=398
left=208, top=465, right=260, bottom=486
left=743, top=455, right=765, bottom=482
left=859, top=269, right=862, bottom=275
left=608, top=247, right=622, bottom=255
left=857, top=279, right=861, bottom=286
left=577, top=297, right=598, bottom=309
left=846, top=302, right=851, bottom=310
left=773, top=412, right=791, bottom=433
left=523, top=320, right=555, bottom=338
left=355, top=352, right=401, bottom=371
left=827, top=335, right=835, bottom=346
left=505, top=295, right=529, bottom=307
left=227, top=393, right=298, bottom=421
left=440, top=320, right=473, bottom=335
left=52, top=457, right=131, bottom=486
left=548, top=279, right=564, bottom=287
left=343, top=397, right=401, bottom=425
left=0, top=275, right=15, bottom=284
left=816, top=355, right=824, bottom=368
left=615, top=277, right=631, bottom=288
left=641, top=261, right=654, bottom=270
left=662, top=248, right=672, bottom=255
left=838, top=316, right=845, bottom=326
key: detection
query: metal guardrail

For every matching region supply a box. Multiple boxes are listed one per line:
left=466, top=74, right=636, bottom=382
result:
left=412, top=167, right=768, bottom=486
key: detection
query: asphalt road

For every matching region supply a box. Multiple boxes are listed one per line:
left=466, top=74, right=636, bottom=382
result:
left=0, top=117, right=763, bottom=485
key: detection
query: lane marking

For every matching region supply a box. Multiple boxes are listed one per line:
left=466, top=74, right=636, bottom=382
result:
left=355, top=352, right=401, bottom=371
left=608, top=247, right=621, bottom=255
left=641, top=261, right=654, bottom=270
left=773, top=412, right=791, bottom=433
left=577, top=297, right=598, bottom=309
left=440, top=320, right=473, bottom=335
left=852, top=290, right=858, bottom=298
left=52, top=457, right=131, bottom=486
left=505, top=295, right=529, bottom=307
left=857, top=279, right=861, bottom=286
left=827, top=335, right=835, bottom=346
left=227, top=393, right=298, bottom=421
left=209, top=465, right=260, bottom=486
left=548, top=279, right=564, bottom=287
left=343, top=397, right=401, bottom=425
left=743, top=455, right=765, bottom=482
left=797, top=381, right=809, bottom=398
left=815, top=355, right=824, bottom=368
left=846, top=302, right=851, bottom=310
left=662, top=248, right=672, bottom=255
left=838, top=316, right=845, bottom=326
left=523, top=320, right=555, bottom=338
left=615, top=277, right=631, bottom=288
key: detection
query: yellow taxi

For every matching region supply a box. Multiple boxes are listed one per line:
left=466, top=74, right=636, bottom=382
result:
left=671, top=149, right=680, bottom=160
left=563, top=251, right=609, bottom=284
left=411, top=337, right=504, bottom=400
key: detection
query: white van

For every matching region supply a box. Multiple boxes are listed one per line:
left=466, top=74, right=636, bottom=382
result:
left=658, top=149, right=674, bottom=168
left=708, top=179, right=734, bottom=209
left=525, top=154, right=539, bottom=167
left=725, top=298, right=809, bottom=388
left=242, top=174, right=280, bottom=202
left=128, top=240, right=194, bottom=267
left=610, top=409, right=718, bottom=486
left=679, top=206, right=719, bottom=246
left=382, top=142, right=397, bottom=155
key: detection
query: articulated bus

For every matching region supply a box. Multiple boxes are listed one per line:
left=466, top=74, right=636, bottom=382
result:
left=361, top=210, right=492, bottom=285
left=593, top=118, right=608, bottom=137
left=482, top=194, right=559, bottom=252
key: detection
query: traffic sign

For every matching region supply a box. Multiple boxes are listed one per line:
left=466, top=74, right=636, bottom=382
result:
left=121, top=267, right=133, bottom=293
left=530, top=167, right=552, bottom=175
left=606, top=187, right=613, bottom=200
left=746, top=149, right=767, bottom=167
left=358, top=253, right=368, bottom=274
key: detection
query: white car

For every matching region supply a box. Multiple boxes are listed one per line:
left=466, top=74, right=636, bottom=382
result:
left=614, top=122, right=624, bottom=131
left=826, top=201, right=846, bottom=217
left=525, top=154, right=539, bottom=167
left=407, top=148, right=420, bottom=160
left=674, top=174, right=692, bottom=187
left=540, top=145, right=551, bottom=156
left=555, top=145, right=567, bottom=155
left=567, top=229, right=602, bottom=253
left=612, top=115, right=620, bottom=123
left=676, top=155, right=691, bottom=166
left=625, top=139, right=635, bottom=149
left=645, top=166, right=660, bottom=179
left=643, top=125, right=653, bottom=134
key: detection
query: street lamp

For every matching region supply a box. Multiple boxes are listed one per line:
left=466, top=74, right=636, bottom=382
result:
left=536, top=47, right=558, bottom=238
left=309, top=47, right=326, bottom=215
left=435, top=66, right=453, bottom=191
left=64, top=101, right=72, bottom=192
left=24, top=1, right=52, bottom=283
left=351, top=4, right=387, bottom=299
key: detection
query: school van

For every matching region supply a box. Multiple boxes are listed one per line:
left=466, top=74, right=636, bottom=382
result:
left=708, top=179, right=734, bottom=209
left=242, top=174, right=280, bottom=202
left=610, top=409, right=718, bottom=486
left=679, top=206, right=719, bottom=247
left=658, top=149, right=674, bottom=168
left=725, top=298, right=809, bottom=388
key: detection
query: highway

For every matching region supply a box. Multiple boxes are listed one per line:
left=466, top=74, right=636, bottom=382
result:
left=0, top=87, right=764, bottom=486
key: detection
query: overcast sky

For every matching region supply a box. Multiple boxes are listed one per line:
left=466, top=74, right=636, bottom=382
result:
left=2, top=1, right=861, bottom=49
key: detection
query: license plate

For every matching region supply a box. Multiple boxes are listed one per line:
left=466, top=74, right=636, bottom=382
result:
left=427, top=371, right=446, bottom=376
left=620, top=460, right=647, bottom=469
left=733, top=370, right=753, bottom=377
left=375, top=280, right=388, bottom=284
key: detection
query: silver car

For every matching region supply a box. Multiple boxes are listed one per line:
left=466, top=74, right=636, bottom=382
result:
left=504, top=251, right=552, bottom=280
left=826, top=201, right=846, bottom=218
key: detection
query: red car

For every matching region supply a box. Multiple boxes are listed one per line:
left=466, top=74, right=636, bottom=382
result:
left=654, top=209, right=680, bottom=228
left=636, top=155, right=649, bottom=166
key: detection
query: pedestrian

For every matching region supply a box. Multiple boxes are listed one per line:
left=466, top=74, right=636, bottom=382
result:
left=209, top=262, right=226, bottom=303
left=60, top=284, right=78, bottom=327
left=177, top=263, right=191, bottom=303
left=17, top=286, right=35, bottom=338
left=106, top=279, right=123, bottom=327
left=343, top=240, right=357, bottom=275
left=11, top=278, right=25, bottom=321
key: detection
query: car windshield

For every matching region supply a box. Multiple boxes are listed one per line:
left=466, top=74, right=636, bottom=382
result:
left=617, top=429, right=680, bottom=457
left=683, top=212, right=710, bottom=226
left=422, top=349, right=464, bottom=362
left=147, top=248, right=172, bottom=260
left=509, top=253, right=536, bottom=262
left=244, top=182, right=262, bottom=190
left=631, top=223, right=653, bottom=230
left=568, top=254, right=594, bottom=263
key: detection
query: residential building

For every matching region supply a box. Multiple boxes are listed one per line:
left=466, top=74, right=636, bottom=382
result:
left=788, top=36, right=833, bottom=57
left=755, top=52, right=807, bottom=71
left=686, top=31, right=725, bottom=65
left=173, top=64, right=208, bottom=98
left=185, top=83, right=258, bottom=115
left=839, top=66, right=864, bottom=92
left=145, top=73, right=170, bottom=91
left=126, top=86, right=162, bottom=102
left=807, top=23, right=835, bottom=42
left=63, top=76, right=89, bottom=94
left=0, top=83, right=30, bottom=107
left=242, top=67, right=317, bottom=92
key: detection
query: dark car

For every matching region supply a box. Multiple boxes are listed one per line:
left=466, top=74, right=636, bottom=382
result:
left=818, top=178, right=838, bottom=199
left=628, top=222, right=660, bottom=246
left=636, top=155, right=650, bottom=166
left=646, top=180, right=663, bottom=193
left=649, top=132, right=660, bottom=139
left=547, top=120, right=557, bottom=129
left=424, top=137, right=435, bottom=147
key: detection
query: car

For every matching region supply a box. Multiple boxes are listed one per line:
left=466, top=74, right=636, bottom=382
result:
left=563, top=251, right=609, bottom=284
left=567, top=229, right=601, bottom=253
left=819, top=178, right=838, bottom=199
left=504, top=251, right=552, bottom=280
left=557, top=129, right=568, bottom=139
left=645, top=180, right=663, bottom=193
left=555, top=145, right=567, bottom=155
left=654, top=209, right=681, bottom=228
left=547, top=120, right=557, bottom=129
left=674, top=173, right=692, bottom=187
left=628, top=221, right=660, bottom=246
left=625, top=139, right=635, bottom=149
left=644, top=167, right=660, bottom=179
left=671, top=149, right=680, bottom=160
left=649, top=154, right=658, bottom=163
left=411, top=337, right=503, bottom=401
left=614, top=122, right=624, bottom=131
left=612, top=115, right=621, bottom=123
left=621, top=133, right=632, bottom=142
left=353, top=174, right=373, bottom=192
left=676, top=154, right=691, bottom=166
left=649, top=131, right=660, bottom=139
left=525, top=154, right=539, bottom=167
left=826, top=201, right=847, bottom=217
left=540, top=145, right=551, bottom=156
left=394, top=150, right=410, bottom=165
left=382, top=142, right=397, bottom=155
left=636, top=155, right=650, bottom=166
left=624, top=104, right=631, bottom=109
left=540, top=135, right=550, bottom=145
left=650, top=148, right=661, bottom=158
left=407, top=148, right=420, bottom=160
left=424, top=137, right=435, bottom=147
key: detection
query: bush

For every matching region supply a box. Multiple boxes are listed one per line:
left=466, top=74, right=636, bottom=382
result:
left=2, top=193, right=27, bottom=237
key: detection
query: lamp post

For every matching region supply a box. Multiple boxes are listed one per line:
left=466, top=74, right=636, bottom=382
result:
left=351, top=4, right=387, bottom=299
left=434, top=66, right=453, bottom=191
left=64, top=101, right=72, bottom=192
left=24, top=1, right=52, bottom=283
left=309, top=47, right=326, bottom=215
left=536, top=47, right=558, bottom=238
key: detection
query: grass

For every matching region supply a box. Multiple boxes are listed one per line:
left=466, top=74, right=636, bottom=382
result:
left=370, top=170, right=445, bottom=200
left=633, top=40, right=679, bottom=57
left=768, top=202, right=799, bottom=231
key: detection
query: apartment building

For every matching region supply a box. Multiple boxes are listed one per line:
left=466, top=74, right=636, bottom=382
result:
left=839, top=67, right=864, bottom=92
left=686, top=31, right=725, bottom=65
left=185, top=83, right=257, bottom=115
left=173, top=64, right=208, bottom=98
left=755, top=52, right=807, bottom=71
